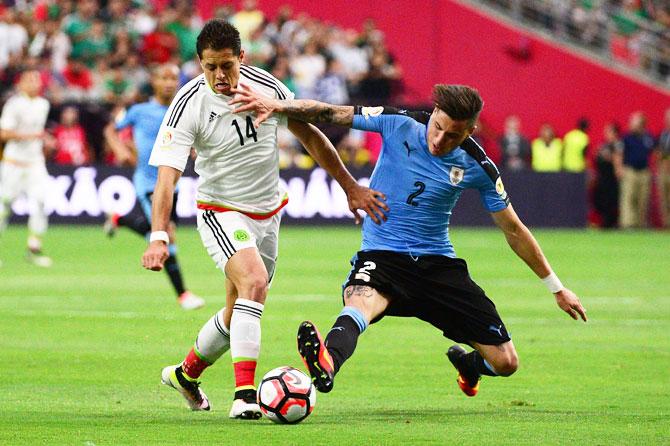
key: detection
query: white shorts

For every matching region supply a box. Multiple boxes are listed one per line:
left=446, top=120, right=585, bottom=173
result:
left=197, top=209, right=281, bottom=281
left=0, top=161, right=49, bottom=203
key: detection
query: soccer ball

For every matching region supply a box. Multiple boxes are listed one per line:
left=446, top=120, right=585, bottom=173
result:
left=257, top=366, right=316, bottom=424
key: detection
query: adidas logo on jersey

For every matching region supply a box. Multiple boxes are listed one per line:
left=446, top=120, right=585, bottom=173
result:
left=208, top=111, right=219, bottom=122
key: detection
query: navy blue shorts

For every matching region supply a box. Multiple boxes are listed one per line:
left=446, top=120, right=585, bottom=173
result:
left=343, top=250, right=511, bottom=346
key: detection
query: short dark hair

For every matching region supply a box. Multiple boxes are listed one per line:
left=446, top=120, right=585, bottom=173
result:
left=196, top=19, right=241, bottom=58
left=432, top=84, right=483, bottom=126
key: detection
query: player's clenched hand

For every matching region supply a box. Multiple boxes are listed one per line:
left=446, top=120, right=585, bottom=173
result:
left=229, top=84, right=280, bottom=128
left=345, top=184, right=389, bottom=225
left=142, top=241, right=169, bottom=271
left=554, top=288, right=587, bottom=322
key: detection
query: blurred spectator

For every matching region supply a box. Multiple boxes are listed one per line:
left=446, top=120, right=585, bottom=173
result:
left=78, top=19, right=112, bottom=68
left=104, top=62, right=135, bottom=106
left=316, top=57, right=349, bottom=105
left=270, top=56, right=296, bottom=95
left=563, top=117, right=590, bottom=173
left=167, top=1, right=201, bottom=63
left=615, top=111, right=656, bottom=228
left=61, top=58, right=94, bottom=101
left=499, top=115, right=531, bottom=171
left=28, top=19, right=71, bottom=73
left=291, top=39, right=326, bottom=98
left=531, top=123, right=563, bottom=172
left=328, top=28, right=368, bottom=87
left=61, top=0, right=98, bottom=63
left=244, top=22, right=274, bottom=69
left=141, top=13, right=179, bottom=64
left=658, top=107, right=670, bottom=227
left=232, top=0, right=265, bottom=41
left=593, top=122, right=623, bottom=229
left=0, top=9, right=29, bottom=71
left=51, top=105, right=90, bottom=165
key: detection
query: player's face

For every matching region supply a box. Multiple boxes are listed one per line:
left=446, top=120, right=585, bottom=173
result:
left=426, top=108, right=474, bottom=156
left=20, top=71, right=43, bottom=97
left=152, top=65, right=179, bottom=102
left=199, top=48, right=244, bottom=95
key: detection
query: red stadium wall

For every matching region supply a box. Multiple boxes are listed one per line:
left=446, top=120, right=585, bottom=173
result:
left=171, top=0, right=669, bottom=145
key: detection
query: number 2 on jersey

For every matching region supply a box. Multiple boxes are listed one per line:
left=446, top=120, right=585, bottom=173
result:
left=231, top=116, right=258, bottom=146
left=406, top=181, right=426, bottom=207
left=354, top=261, right=377, bottom=282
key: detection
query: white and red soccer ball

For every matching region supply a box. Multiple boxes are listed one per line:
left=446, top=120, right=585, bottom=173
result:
left=257, top=366, right=316, bottom=424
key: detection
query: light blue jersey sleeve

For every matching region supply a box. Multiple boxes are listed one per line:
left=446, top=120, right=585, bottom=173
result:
left=115, top=105, right=138, bottom=130
left=351, top=106, right=412, bottom=136
left=477, top=173, right=509, bottom=212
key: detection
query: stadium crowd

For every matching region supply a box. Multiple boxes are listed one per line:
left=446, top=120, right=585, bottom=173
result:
left=0, top=0, right=402, bottom=167
left=1, top=0, right=669, bottom=229
left=483, top=0, right=670, bottom=82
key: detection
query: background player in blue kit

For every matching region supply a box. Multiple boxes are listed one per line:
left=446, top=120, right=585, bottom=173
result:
left=104, top=64, right=204, bottom=310
left=231, top=83, right=588, bottom=397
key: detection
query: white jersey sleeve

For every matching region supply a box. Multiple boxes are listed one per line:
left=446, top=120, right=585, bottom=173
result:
left=149, top=77, right=206, bottom=172
left=0, top=97, right=19, bottom=131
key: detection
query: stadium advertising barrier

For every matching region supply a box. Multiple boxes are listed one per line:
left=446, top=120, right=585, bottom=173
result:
left=7, top=165, right=586, bottom=227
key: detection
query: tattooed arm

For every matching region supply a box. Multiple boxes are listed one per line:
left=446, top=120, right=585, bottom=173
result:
left=230, top=84, right=354, bottom=127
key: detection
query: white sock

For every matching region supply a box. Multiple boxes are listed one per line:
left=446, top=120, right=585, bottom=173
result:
left=230, top=298, right=264, bottom=363
left=194, top=308, right=230, bottom=363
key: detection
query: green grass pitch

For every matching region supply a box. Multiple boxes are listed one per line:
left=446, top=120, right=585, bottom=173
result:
left=0, top=225, right=668, bottom=445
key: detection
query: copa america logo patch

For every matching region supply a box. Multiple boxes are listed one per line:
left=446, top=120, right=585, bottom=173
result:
left=162, top=130, right=173, bottom=145
left=361, top=106, right=384, bottom=120
left=496, top=177, right=507, bottom=198
left=450, top=166, right=464, bottom=185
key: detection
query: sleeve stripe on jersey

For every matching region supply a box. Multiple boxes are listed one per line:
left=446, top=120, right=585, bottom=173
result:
left=167, top=80, right=205, bottom=128
left=240, top=65, right=287, bottom=100
left=240, top=64, right=288, bottom=99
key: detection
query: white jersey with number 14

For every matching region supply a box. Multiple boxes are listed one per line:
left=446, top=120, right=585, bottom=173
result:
left=149, top=65, right=294, bottom=215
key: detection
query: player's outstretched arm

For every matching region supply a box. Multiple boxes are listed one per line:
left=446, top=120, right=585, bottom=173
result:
left=230, top=84, right=354, bottom=128
left=103, top=122, right=135, bottom=166
left=142, top=166, right=182, bottom=271
left=287, top=119, right=388, bottom=224
left=491, top=205, right=587, bottom=322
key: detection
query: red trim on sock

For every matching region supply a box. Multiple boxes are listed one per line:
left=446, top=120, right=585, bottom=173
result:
left=111, top=213, right=120, bottom=226
left=182, top=348, right=210, bottom=379
left=233, top=360, right=257, bottom=389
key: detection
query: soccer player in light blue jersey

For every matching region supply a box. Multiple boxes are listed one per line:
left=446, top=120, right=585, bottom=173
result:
left=231, top=83, right=588, bottom=397
left=104, top=64, right=204, bottom=310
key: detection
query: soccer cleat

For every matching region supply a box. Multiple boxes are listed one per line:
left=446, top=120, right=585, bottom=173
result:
left=178, top=291, right=205, bottom=310
left=25, top=250, right=52, bottom=268
left=229, top=398, right=262, bottom=420
left=297, top=321, right=335, bottom=393
left=103, top=213, right=119, bottom=238
left=447, top=345, right=480, bottom=397
left=161, top=364, right=210, bottom=411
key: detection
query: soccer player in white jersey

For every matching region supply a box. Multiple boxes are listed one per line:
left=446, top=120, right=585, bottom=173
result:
left=142, top=20, right=388, bottom=419
left=0, top=70, right=52, bottom=267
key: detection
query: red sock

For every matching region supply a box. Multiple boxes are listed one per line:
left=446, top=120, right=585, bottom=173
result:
left=233, top=360, right=257, bottom=390
left=182, top=348, right=211, bottom=379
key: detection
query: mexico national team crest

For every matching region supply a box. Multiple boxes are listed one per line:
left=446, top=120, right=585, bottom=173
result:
left=450, top=166, right=464, bottom=185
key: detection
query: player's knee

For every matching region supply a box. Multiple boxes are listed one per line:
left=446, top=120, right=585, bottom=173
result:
left=495, top=352, right=519, bottom=376
left=236, top=272, right=268, bottom=302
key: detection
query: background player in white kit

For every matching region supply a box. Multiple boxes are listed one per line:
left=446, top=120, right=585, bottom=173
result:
left=142, top=20, right=388, bottom=419
left=0, top=70, right=53, bottom=267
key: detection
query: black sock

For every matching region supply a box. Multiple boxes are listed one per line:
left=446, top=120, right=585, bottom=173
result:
left=324, top=315, right=362, bottom=375
left=164, top=254, right=186, bottom=296
left=118, top=214, right=151, bottom=236
left=463, top=350, right=498, bottom=377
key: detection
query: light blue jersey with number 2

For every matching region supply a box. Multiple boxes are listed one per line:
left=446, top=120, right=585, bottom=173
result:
left=352, top=106, right=510, bottom=258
